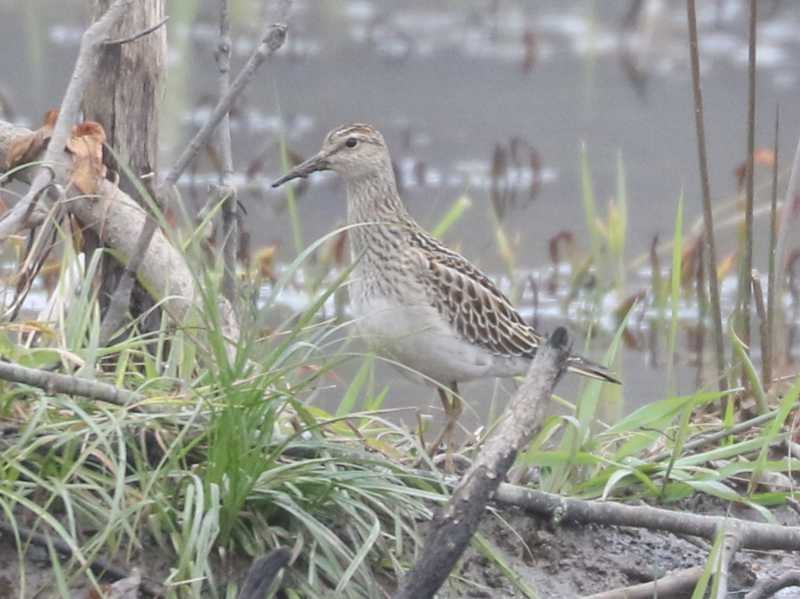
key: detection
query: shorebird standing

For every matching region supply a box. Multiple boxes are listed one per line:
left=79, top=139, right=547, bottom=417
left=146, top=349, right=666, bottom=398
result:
left=272, top=124, right=620, bottom=465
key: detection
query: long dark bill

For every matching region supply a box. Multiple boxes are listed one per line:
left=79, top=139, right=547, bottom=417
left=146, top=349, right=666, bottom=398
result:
left=271, top=151, right=331, bottom=188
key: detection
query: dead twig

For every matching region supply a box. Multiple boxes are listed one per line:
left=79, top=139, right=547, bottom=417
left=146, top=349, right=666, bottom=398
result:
left=773, top=135, right=800, bottom=362
left=745, top=570, right=800, bottom=599
left=765, top=105, right=779, bottom=387
left=715, top=524, right=743, bottom=598
left=582, top=566, right=705, bottom=599
left=104, top=15, right=169, bottom=46
left=493, top=484, right=800, bottom=551
left=687, top=0, right=727, bottom=393
left=650, top=408, right=778, bottom=463
left=215, top=0, right=238, bottom=303
left=0, top=359, right=144, bottom=406
left=752, top=272, right=769, bottom=386
left=392, top=328, right=570, bottom=599
left=737, top=0, right=757, bottom=363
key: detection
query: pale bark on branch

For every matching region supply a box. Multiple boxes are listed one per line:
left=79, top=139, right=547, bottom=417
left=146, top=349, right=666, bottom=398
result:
left=745, top=570, right=800, bottom=599
left=0, top=360, right=143, bottom=406
left=582, top=566, right=705, bottom=599
left=493, top=484, right=800, bottom=551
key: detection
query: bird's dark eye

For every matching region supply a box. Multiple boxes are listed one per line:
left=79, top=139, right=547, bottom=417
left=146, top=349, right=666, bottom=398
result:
left=345, top=137, right=358, bottom=148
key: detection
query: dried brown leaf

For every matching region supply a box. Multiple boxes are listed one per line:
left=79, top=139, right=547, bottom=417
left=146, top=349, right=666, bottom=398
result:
left=5, top=109, right=58, bottom=170
left=66, top=121, right=107, bottom=194
left=255, top=244, right=278, bottom=280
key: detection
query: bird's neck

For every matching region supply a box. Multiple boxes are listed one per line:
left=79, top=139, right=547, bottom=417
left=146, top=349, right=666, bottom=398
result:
left=345, top=170, right=413, bottom=260
left=345, top=170, right=406, bottom=224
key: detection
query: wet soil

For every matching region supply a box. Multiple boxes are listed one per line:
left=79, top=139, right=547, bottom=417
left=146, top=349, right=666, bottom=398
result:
left=3, top=498, right=799, bottom=598
left=443, top=500, right=800, bottom=598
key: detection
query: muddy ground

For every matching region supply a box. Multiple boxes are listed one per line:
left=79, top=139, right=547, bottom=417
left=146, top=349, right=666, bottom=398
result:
left=442, top=497, right=800, bottom=598
left=2, top=496, right=799, bottom=598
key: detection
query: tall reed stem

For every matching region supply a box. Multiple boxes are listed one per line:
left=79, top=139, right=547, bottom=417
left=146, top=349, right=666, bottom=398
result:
left=686, top=0, right=726, bottom=393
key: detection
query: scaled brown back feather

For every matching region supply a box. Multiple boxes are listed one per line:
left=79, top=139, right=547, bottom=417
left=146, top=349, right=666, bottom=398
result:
left=410, top=230, right=544, bottom=359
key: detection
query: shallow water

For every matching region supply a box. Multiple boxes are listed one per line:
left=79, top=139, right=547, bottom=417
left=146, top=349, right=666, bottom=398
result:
left=1, top=0, right=799, bottom=426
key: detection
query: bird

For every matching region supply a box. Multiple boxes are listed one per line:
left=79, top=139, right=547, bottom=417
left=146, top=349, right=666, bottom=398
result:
left=272, top=124, right=620, bottom=468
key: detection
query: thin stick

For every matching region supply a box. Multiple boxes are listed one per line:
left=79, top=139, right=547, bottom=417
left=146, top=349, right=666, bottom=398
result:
left=0, top=0, right=132, bottom=241
left=0, top=360, right=143, bottom=406
left=216, top=0, right=238, bottom=302
left=687, top=0, right=726, bottom=393
left=745, top=570, right=800, bottom=599
left=493, top=484, right=800, bottom=551
left=582, top=566, right=705, bottom=599
left=392, top=329, right=570, bottom=599
left=104, top=15, right=169, bottom=46
left=99, top=18, right=288, bottom=342
left=766, top=106, right=780, bottom=387
left=738, top=0, right=757, bottom=371
left=752, top=272, right=769, bottom=384
left=650, top=408, right=778, bottom=463
left=715, top=525, right=743, bottom=599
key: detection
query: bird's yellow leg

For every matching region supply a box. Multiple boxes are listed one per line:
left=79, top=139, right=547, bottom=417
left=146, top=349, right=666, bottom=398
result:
left=428, top=383, right=462, bottom=472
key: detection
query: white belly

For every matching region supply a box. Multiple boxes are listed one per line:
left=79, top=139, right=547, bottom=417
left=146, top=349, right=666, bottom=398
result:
left=352, top=297, right=504, bottom=385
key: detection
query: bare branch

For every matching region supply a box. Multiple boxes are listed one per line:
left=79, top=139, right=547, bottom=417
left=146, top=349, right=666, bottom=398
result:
left=216, top=0, right=238, bottom=302
left=766, top=106, right=779, bottom=387
left=104, top=15, right=169, bottom=46
left=714, top=524, right=743, bottom=598
left=745, top=570, right=800, bottom=599
left=650, top=409, right=780, bottom=463
left=687, top=0, right=726, bottom=391
left=773, top=134, right=800, bottom=364
left=392, top=328, right=570, bottom=599
left=582, top=566, right=705, bottom=599
left=0, top=360, right=143, bottom=406
left=493, top=484, right=800, bottom=551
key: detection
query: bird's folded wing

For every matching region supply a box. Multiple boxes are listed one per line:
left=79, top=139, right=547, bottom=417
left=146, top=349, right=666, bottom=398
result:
left=414, top=247, right=543, bottom=358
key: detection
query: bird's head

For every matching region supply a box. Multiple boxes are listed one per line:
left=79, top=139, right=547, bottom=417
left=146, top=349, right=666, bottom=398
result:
left=271, top=124, right=390, bottom=188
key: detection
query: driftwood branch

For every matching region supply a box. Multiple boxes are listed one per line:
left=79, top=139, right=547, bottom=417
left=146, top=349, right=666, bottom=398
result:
left=745, top=570, right=800, bottom=599
left=392, top=328, right=570, bottom=599
left=0, top=120, right=235, bottom=340
left=0, top=360, right=143, bottom=406
left=493, top=484, right=800, bottom=551
left=0, top=0, right=132, bottom=240
left=104, top=15, right=169, bottom=46
left=582, top=566, right=705, bottom=599
left=99, top=17, right=288, bottom=339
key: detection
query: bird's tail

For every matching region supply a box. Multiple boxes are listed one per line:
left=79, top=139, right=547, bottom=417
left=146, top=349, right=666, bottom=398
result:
left=566, top=354, right=621, bottom=385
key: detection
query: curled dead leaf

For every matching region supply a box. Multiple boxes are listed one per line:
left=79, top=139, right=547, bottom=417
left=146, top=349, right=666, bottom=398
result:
left=254, top=244, right=278, bottom=280
left=5, top=109, right=58, bottom=171
left=66, top=121, right=107, bottom=194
